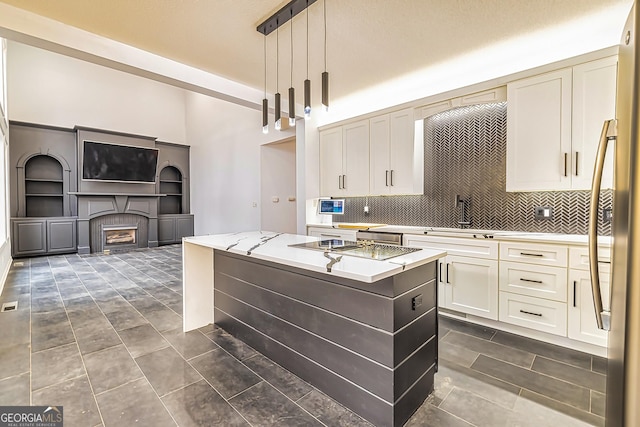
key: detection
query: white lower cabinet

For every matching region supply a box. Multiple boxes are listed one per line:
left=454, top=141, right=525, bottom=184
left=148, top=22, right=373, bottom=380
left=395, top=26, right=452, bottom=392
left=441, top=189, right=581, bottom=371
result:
left=405, top=235, right=499, bottom=320
left=440, top=255, right=499, bottom=320
left=498, top=242, right=569, bottom=336
left=499, top=261, right=567, bottom=302
left=499, top=292, right=567, bottom=336
left=567, top=245, right=610, bottom=347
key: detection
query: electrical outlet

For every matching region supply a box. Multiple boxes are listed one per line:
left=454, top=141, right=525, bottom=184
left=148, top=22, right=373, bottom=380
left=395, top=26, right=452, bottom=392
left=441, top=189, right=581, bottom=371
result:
left=603, top=208, right=613, bottom=223
left=534, top=206, right=553, bottom=220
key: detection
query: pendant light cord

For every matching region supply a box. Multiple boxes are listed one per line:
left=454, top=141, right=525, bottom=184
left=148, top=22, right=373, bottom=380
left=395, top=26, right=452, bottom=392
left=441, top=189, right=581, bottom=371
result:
left=324, top=0, right=327, bottom=71
left=264, top=35, right=267, bottom=98
left=290, top=11, right=294, bottom=86
left=276, top=24, right=279, bottom=92
left=306, top=6, right=309, bottom=79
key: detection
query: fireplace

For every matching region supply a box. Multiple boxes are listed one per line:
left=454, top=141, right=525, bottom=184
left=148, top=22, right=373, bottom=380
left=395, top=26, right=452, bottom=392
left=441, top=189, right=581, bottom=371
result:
left=101, top=224, right=138, bottom=253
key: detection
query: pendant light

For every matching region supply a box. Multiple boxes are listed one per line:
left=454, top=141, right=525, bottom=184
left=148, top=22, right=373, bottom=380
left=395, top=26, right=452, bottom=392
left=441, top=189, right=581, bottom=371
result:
left=288, top=10, right=296, bottom=127
left=321, top=0, right=329, bottom=112
left=303, top=5, right=311, bottom=120
left=262, top=35, right=269, bottom=134
left=274, top=23, right=282, bottom=131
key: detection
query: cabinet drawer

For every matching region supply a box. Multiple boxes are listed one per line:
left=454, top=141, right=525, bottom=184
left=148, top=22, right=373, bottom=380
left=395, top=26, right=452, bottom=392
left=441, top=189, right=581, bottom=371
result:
left=499, top=292, right=567, bottom=336
left=500, top=242, right=568, bottom=267
left=499, top=261, right=567, bottom=302
left=568, top=246, right=612, bottom=270
left=404, top=235, right=498, bottom=259
left=307, top=227, right=357, bottom=241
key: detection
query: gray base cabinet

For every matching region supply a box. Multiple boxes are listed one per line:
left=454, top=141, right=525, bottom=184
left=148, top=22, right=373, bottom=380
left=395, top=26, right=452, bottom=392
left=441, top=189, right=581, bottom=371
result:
left=11, top=217, right=77, bottom=257
left=158, top=214, right=194, bottom=245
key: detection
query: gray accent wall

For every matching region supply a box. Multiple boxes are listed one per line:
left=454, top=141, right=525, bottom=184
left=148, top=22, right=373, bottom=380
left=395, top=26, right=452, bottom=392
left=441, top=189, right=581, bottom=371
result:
left=9, top=121, right=193, bottom=256
left=341, top=102, right=613, bottom=235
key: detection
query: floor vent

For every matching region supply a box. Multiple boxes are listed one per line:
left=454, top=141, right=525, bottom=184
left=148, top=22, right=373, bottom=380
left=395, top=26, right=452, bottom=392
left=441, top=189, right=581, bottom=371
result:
left=1, top=301, right=18, bottom=312
left=13, top=261, right=24, bottom=267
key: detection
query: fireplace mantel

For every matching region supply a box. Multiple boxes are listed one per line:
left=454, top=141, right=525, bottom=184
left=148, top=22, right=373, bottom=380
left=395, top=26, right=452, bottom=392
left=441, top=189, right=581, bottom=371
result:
left=76, top=193, right=159, bottom=254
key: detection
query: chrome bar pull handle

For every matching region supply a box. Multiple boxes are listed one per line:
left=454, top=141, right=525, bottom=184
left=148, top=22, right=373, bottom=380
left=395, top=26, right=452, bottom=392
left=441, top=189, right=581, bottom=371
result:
left=564, top=153, right=568, bottom=177
left=575, top=151, right=579, bottom=176
left=385, top=170, right=389, bottom=186
left=342, top=175, right=346, bottom=189
left=588, top=119, right=616, bottom=331
left=390, top=170, right=394, bottom=186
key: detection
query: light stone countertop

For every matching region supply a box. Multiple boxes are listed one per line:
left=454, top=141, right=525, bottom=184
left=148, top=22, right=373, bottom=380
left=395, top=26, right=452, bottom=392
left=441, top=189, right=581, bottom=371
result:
left=184, top=231, right=446, bottom=283
left=306, top=223, right=612, bottom=246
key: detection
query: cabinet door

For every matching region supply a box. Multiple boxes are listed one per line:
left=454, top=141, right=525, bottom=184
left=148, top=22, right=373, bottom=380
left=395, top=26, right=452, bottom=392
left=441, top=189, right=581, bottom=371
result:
left=443, top=255, right=498, bottom=320
left=12, top=219, right=47, bottom=257
left=47, top=219, right=76, bottom=254
left=319, top=127, right=344, bottom=197
left=158, top=217, right=176, bottom=244
left=568, top=268, right=610, bottom=347
left=389, top=108, right=419, bottom=195
left=342, top=120, right=370, bottom=196
left=571, top=56, right=617, bottom=190
left=176, top=215, right=195, bottom=240
left=369, top=115, right=391, bottom=195
left=506, top=68, right=573, bottom=191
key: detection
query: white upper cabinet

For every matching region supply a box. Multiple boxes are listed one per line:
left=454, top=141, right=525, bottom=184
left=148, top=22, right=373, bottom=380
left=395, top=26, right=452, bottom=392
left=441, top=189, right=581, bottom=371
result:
left=506, top=56, right=617, bottom=192
left=369, top=108, right=423, bottom=195
left=571, top=56, right=617, bottom=190
left=319, top=120, right=370, bottom=197
left=506, top=68, right=573, bottom=191
left=320, top=108, right=423, bottom=198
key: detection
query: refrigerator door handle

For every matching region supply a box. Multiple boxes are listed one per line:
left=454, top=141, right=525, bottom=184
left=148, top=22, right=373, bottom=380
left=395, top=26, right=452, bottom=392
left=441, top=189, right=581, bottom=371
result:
left=588, top=119, right=616, bottom=331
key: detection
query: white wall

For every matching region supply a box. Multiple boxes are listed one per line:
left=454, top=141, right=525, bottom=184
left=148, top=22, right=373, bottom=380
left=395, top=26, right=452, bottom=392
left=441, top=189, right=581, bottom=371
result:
left=261, top=139, right=296, bottom=234
left=185, top=91, right=295, bottom=235
left=7, top=42, right=187, bottom=143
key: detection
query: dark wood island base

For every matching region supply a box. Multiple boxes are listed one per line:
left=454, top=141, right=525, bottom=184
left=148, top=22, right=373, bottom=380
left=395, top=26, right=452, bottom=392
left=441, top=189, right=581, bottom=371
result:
left=213, top=250, right=438, bottom=427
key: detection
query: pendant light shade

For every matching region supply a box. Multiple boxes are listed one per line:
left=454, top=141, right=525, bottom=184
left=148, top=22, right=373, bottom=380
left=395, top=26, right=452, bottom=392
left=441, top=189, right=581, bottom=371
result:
left=304, top=79, right=311, bottom=120
left=322, top=71, right=329, bottom=112
left=274, top=24, right=282, bottom=131
left=321, top=0, right=329, bottom=112
left=288, top=87, right=296, bottom=126
left=262, top=98, right=269, bottom=134
left=275, top=92, right=282, bottom=130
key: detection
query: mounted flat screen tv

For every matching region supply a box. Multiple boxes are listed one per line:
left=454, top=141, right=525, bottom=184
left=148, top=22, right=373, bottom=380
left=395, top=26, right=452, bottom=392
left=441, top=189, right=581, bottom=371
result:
left=82, top=141, right=159, bottom=183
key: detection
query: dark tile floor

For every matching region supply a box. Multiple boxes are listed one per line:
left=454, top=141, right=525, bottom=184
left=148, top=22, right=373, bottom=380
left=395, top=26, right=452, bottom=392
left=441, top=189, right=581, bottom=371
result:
left=0, top=245, right=606, bottom=427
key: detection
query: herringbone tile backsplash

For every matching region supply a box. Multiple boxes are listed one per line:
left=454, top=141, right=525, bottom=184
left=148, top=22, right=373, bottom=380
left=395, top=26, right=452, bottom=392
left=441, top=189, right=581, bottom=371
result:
left=341, top=102, right=613, bottom=235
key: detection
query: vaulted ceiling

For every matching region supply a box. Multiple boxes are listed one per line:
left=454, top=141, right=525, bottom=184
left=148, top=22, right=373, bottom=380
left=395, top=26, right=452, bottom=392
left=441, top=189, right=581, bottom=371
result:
left=0, top=0, right=633, bottom=106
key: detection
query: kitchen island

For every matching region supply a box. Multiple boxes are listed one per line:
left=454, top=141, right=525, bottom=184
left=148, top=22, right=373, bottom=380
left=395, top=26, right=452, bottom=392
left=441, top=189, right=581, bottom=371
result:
left=182, top=231, right=446, bottom=427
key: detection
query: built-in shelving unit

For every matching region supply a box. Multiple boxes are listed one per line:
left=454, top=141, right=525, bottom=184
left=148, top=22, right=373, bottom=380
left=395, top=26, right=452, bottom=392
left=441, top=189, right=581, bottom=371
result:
left=24, top=155, right=64, bottom=217
left=158, top=166, right=183, bottom=214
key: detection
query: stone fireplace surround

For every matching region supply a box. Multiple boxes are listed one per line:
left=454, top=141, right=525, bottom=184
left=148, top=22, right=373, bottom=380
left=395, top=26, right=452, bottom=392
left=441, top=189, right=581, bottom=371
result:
left=73, top=193, right=160, bottom=255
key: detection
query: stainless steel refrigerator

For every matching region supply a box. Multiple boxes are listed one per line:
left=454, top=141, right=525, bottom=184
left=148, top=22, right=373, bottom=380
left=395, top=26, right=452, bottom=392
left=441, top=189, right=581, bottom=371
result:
left=589, top=2, right=640, bottom=426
